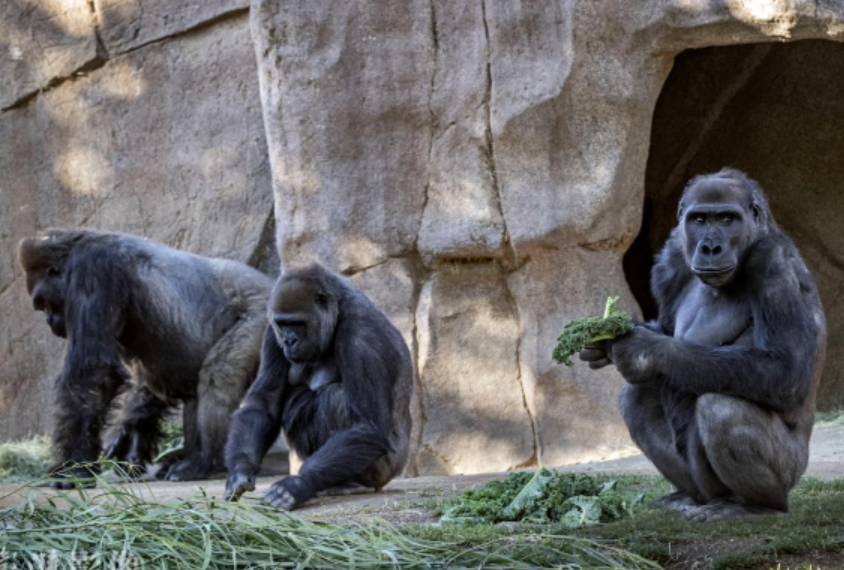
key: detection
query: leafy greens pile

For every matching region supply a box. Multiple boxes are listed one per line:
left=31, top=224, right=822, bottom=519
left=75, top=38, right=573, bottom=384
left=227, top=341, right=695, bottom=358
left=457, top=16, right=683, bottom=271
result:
left=441, top=468, right=644, bottom=527
left=552, top=296, right=634, bottom=367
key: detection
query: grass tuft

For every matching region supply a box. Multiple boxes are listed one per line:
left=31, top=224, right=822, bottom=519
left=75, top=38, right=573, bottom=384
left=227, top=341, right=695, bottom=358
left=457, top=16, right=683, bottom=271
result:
left=0, top=435, right=52, bottom=483
left=0, top=472, right=659, bottom=570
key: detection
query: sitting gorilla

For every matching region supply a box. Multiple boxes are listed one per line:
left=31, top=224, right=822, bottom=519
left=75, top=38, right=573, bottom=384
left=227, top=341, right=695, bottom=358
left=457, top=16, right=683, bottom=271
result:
left=581, top=168, right=826, bottom=521
left=19, top=229, right=273, bottom=486
left=224, top=263, right=413, bottom=510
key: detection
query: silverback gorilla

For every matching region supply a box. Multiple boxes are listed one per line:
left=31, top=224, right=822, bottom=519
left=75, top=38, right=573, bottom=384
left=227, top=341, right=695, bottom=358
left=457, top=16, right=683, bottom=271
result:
left=18, top=229, right=273, bottom=486
left=224, top=263, right=412, bottom=510
left=580, top=168, right=826, bottom=521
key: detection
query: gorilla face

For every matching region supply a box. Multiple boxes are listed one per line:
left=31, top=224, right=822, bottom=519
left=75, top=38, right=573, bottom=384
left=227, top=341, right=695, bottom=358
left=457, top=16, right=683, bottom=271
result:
left=19, top=242, right=68, bottom=338
left=269, top=277, right=335, bottom=364
left=32, top=271, right=67, bottom=338
left=679, top=178, right=759, bottom=288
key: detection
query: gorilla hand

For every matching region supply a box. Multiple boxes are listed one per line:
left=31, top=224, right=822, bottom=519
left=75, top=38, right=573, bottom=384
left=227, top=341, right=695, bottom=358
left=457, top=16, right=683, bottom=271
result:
left=48, top=461, right=98, bottom=490
left=104, top=430, right=131, bottom=461
left=578, top=340, right=614, bottom=370
left=263, top=475, right=315, bottom=511
left=608, top=325, right=665, bottom=384
left=104, top=430, right=149, bottom=477
left=224, top=467, right=257, bottom=501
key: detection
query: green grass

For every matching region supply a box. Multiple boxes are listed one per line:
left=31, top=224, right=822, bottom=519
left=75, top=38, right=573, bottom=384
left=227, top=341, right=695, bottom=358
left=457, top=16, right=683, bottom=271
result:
left=0, top=435, right=52, bottom=483
left=402, top=475, right=844, bottom=569
left=0, top=473, right=660, bottom=570
left=569, top=477, right=844, bottom=569
left=814, top=408, right=844, bottom=427
left=4, top=414, right=844, bottom=568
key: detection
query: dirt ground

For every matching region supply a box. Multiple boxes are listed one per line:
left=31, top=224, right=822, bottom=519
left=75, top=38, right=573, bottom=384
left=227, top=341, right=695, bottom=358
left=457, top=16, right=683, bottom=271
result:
left=3, top=423, right=843, bottom=519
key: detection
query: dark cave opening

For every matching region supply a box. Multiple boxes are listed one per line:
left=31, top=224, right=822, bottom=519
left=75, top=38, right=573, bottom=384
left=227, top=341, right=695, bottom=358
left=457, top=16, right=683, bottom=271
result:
left=624, top=39, right=844, bottom=408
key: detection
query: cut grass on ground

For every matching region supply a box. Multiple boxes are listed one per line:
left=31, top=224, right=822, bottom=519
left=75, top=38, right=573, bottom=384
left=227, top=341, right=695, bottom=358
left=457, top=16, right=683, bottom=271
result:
left=0, top=476, right=658, bottom=570
left=407, top=476, right=844, bottom=570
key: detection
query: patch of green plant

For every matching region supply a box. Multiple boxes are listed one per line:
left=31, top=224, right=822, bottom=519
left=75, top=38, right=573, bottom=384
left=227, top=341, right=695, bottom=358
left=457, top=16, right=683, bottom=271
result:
left=441, top=468, right=646, bottom=528
left=0, top=435, right=52, bottom=484
left=814, top=408, right=844, bottom=426
left=153, top=420, right=184, bottom=463
left=552, top=296, right=634, bottom=366
left=578, top=477, right=844, bottom=568
left=0, top=471, right=659, bottom=570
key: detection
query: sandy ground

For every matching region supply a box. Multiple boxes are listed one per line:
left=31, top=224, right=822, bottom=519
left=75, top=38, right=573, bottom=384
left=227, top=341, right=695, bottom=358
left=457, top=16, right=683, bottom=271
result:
left=2, top=423, right=843, bottom=517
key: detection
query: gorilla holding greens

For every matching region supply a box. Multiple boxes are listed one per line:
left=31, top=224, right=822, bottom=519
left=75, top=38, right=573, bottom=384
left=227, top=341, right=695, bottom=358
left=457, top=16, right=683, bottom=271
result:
left=19, top=229, right=273, bottom=486
left=224, top=263, right=412, bottom=510
left=580, top=168, right=826, bottom=521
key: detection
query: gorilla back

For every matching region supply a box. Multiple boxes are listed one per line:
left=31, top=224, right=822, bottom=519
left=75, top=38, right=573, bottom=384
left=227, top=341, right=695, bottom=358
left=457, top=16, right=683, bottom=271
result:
left=224, top=263, right=413, bottom=510
left=18, top=229, right=273, bottom=486
left=580, top=168, right=826, bottom=521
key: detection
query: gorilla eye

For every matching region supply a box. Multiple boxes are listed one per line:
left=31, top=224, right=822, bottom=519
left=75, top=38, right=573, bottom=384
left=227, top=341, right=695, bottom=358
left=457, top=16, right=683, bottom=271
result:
left=693, top=215, right=706, bottom=225
left=315, top=293, right=329, bottom=307
left=47, top=266, right=61, bottom=277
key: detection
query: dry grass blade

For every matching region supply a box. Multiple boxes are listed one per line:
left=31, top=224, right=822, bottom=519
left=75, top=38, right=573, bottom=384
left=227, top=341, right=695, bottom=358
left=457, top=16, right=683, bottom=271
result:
left=0, top=476, right=661, bottom=569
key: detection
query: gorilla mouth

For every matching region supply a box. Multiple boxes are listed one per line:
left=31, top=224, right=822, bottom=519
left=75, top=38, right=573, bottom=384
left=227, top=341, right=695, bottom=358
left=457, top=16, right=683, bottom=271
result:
left=693, top=266, right=736, bottom=286
left=693, top=266, right=735, bottom=276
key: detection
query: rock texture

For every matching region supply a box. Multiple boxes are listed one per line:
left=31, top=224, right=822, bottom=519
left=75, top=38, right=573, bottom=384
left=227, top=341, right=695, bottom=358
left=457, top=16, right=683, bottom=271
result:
left=253, top=0, right=844, bottom=474
left=1, top=0, right=100, bottom=110
left=0, top=6, right=272, bottom=441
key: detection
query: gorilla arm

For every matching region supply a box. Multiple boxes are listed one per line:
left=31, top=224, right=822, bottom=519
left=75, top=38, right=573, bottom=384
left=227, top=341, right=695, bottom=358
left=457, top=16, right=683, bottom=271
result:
left=224, top=326, right=289, bottom=500
left=611, top=237, right=820, bottom=414
left=52, top=244, right=133, bottom=485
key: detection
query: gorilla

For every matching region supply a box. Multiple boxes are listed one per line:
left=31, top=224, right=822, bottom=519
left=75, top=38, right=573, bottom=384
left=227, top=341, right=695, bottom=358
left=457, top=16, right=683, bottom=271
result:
left=581, top=168, right=826, bottom=521
left=224, top=263, right=413, bottom=510
left=18, top=229, right=273, bottom=486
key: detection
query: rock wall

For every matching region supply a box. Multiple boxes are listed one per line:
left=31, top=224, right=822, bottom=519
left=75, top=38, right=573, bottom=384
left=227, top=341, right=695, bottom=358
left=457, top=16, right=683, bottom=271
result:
left=0, top=1, right=273, bottom=440
left=3, top=0, right=844, bottom=476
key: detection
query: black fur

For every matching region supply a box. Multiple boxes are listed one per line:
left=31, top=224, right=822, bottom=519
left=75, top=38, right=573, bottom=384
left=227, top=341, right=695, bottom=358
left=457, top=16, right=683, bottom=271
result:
left=18, top=229, right=273, bottom=487
left=581, top=169, right=826, bottom=521
left=224, top=263, right=413, bottom=510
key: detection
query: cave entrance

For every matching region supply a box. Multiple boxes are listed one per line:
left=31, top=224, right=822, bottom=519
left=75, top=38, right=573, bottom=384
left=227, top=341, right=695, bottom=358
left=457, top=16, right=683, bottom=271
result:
left=624, top=39, right=844, bottom=409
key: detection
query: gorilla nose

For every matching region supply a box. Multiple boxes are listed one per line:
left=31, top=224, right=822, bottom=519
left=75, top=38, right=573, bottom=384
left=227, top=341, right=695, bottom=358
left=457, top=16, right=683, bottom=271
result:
left=700, top=241, right=723, bottom=256
left=32, top=292, right=46, bottom=312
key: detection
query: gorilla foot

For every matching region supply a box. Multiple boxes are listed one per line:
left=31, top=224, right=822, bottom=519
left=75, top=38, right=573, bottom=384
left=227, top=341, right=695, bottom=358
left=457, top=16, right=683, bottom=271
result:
left=683, top=499, right=784, bottom=522
left=263, top=476, right=314, bottom=510
left=156, top=458, right=219, bottom=482
left=654, top=491, right=701, bottom=512
left=316, top=482, right=370, bottom=497
left=47, top=463, right=99, bottom=489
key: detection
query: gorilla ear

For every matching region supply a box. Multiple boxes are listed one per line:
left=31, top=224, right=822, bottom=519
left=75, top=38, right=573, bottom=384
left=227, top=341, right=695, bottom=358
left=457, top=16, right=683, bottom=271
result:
left=315, top=292, right=329, bottom=308
left=676, top=201, right=686, bottom=221
left=751, top=201, right=763, bottom=222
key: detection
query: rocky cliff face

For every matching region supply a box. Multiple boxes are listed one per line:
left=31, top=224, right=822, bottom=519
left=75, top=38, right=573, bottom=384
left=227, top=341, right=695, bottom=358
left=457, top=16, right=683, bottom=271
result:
left=2, top=0, right=844, bottom=475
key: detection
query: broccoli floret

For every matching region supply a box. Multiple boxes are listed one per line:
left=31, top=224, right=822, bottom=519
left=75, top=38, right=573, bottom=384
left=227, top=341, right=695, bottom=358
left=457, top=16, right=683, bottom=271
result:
left=552, top=296, right=634, bottom=367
